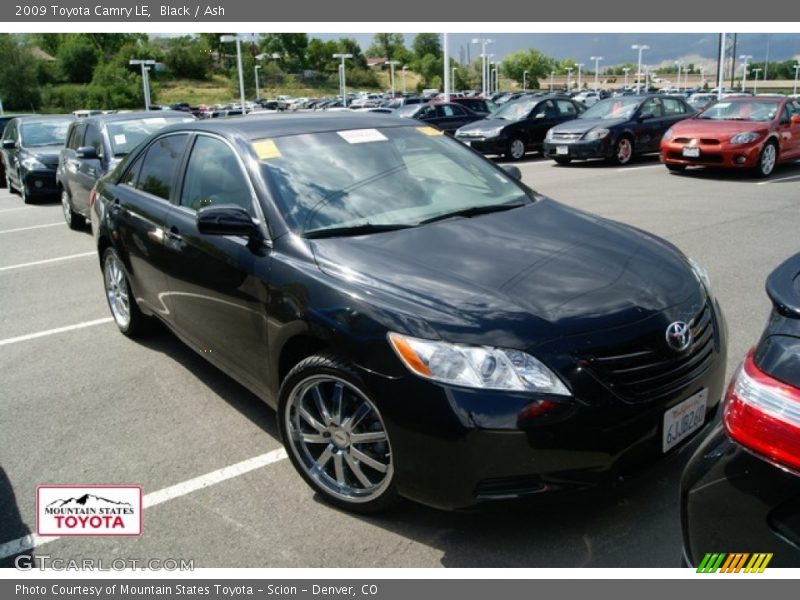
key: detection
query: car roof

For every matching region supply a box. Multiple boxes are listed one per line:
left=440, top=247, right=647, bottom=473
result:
left=157, top=112, right=413, bottom=141
left=79, top=110, right=193, bottom=125
left=13, top=114, right=74, bottom=121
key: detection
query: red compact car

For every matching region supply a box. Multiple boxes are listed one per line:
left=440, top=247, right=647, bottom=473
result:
left=660, top=95, right=800, bottom=177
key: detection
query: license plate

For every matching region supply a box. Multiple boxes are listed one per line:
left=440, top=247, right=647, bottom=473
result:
left=682, top=146, right=700, bottom=158
left=663, top=389, right=708, bottom=452
left=556, top=145, right=569, bottom=155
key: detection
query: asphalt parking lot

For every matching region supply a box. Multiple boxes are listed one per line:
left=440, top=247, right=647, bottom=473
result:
left=1, top=155, right=799, bottom=569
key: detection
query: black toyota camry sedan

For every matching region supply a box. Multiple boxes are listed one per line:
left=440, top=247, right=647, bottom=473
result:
left=91, top=113, right=727, bottom=512
left=542, top=95, right=695, bottom=166
left=681, top=253, right=800, bottom=568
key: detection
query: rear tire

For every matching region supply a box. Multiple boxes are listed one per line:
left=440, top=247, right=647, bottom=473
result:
left=61, top=189, right=86, bottom=230
left=753, top=141, right=777, bottom=178
left=278, top=353, right=400, bottom=514
left=506, top=137, right=526, bottom=161
left=102, top=247, right=149, bottom=338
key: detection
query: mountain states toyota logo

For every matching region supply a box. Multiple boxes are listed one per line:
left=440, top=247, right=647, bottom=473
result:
left=37, top=485, right=142, bottom=536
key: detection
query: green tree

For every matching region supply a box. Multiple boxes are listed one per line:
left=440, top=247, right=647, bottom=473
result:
left=164, top=36, right=212, bottom=79
left=0, top=34, right=41, bottom=110
left=86, top=63, right=144, bottom=109
left=412, top=33, right=441, bottom=61
left=57, top=34, right=100, bottom=83
left=260, top=33, right=309, bottom=71
left=500, top=49, right=555, bottom=89
left=366, top=33, right=408, bottom=61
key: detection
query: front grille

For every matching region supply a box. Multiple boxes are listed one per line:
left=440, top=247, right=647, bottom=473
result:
left=580, top=303, right=717, bottom=403
left=666, top=151, right=724, bottom=163
left=673, top=138, right=720, bottom=146
left=552, top=132, right=582, bottom=141
left=476, top=475, right=546, bottom=500
left=457, top=131, right=483, bottom=138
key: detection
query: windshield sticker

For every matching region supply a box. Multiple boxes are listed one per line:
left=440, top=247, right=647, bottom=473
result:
left=113, top=134, right=127, bottom=145
left=337, top=129, right=388, bottom=144
left=253, top=139, right=281, bottom=160
left=416, top=126, right=443, bottom=136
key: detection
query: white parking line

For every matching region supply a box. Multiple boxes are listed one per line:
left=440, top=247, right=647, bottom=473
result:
left=755, top=173, right=800, bottom=185
left=617, top=164, right=663, bottom=172
left=0, top=222, right=64, bottom=234
left=0, top=448, right=288, bottom=559
left=0, top=252, right=95, bottom=272
left=0, top=317, right=113, bottom=347
left=0, top=207, right=34, bottom=213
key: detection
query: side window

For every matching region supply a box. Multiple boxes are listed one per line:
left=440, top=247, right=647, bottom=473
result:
left=418, top=105, right=436, bottom=119
left=83, top=124, right=104, bottom=157
left=180, top=136, right=252, bottom=212
left=120, top=153, right=144, bottom=187
left=3, top=120, right=17, bottom=142
left=662, top=98, right=685, bottom=115
left=438, top=105, right=463, bottom=117
left=556, top=100, right=578, bottom=117
left=641, top=98, right=663, bottom=117
left=786, top=101, right=800, bottom=117
left=135, top=134, right=189, bottom=200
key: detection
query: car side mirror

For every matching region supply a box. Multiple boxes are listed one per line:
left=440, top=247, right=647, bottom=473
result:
left=2, top=139, right=17, bottom=149
left=76, top=146, right=99, bottom=159
left=792, top=115, right=800, bottom=124
left=197, top=204, right=259, bottom=237
left=501, top=165, right=522, bottom=180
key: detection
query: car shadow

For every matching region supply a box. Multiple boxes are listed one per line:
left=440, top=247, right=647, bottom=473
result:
left=0, top=467, right=32, bottom=569
left=552, top=154, right=663, bottom=169
left=668, top=161, right=800, bottom=183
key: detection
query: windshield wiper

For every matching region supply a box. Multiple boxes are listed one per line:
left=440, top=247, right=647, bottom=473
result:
left=418, top=201, right=528, bottom=225
left=304, top=223, right=416, bottom=239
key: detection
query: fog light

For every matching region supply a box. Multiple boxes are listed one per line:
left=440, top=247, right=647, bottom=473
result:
left=33, top=179, right=43, bottom=188
left=735, top=156, right=747, bottom=164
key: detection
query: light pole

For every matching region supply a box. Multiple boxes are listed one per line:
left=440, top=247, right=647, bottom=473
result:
left=623, top=67, right=630, bottom=88
left=451, top=66, right=458, bottom=91
left=129, top=59, right=155, bottom=110
left=576, top=63, right=584, bottom=89
left=333, top=53, right=353, bottom=107
left=794, top=63, right=800, bottom=96
left=739, top=54, right=753, bottom=91
left=254, top=65, right=261, bottom=101
left=566, top=67, right=573, bottom=91
left=220, top=35, right=247, bottom=113
left=550, top=71, right=555, bottom=92
left=632, top=44, right=649, bottom=94
left=402, top=65, right=408, bottom=94
left=700, top=66, right=706, bottom=89
left=471, top=38, right=494, bottom=97
left=751, top=67, right=762, bottom=94
left=490, top=63, right=496, bottom=94
left=386, top=60, right=401, bottom=97
left=523, top=70, right=528, bottom=92
left=590, top=56, right=603, bottom=91
left=674, top=60, right=683, bottom=92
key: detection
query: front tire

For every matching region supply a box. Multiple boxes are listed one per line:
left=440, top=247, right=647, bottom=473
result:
left=611, top=136, right=634, bottom=165
left=754, top=141, right=777, bottom=178
left=506, top=137, right=526, bottom=161
left=554, top=157, right=572, bottom=165
left=278, top=354, right=399, bottom=514
left=102, top=247, right=148, bottom=337
left=61, top=189, right=86, bottom=230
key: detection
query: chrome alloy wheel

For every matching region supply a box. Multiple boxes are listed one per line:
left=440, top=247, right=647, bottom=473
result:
left=616, top=138, right=633, bottom=164
left=285, top=375, right=393, bottom=504
left=509, top=139, right=525, bottom=160
left=760, top=143, right=776, bottom=176
left=61, top=190, right=72, bottom=227
left=104, top=252, right=131, bottom=329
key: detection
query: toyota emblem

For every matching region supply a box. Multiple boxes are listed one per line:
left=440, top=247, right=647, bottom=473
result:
left=665, top=321, right=692, bottom=352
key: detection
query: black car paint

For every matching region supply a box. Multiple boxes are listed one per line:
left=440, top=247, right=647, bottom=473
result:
left=402, top=102, right=483, bottom=134
left=456, top=96, right=584, bottom=157
left=542, top=95, right=695, bottom=162
left=682, top=253, right=800, bottom=566
left=92, top=114, right=727, bottom=509
left=1, top=115, right=74, bottom=200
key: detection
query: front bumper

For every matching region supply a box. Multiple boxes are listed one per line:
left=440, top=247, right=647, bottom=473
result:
left=681, top=426, right=800, bottom=567
left=358, top=305, right=728, bottom=510
left=542, top=138, right=614, bottom=161
left=21, top=168, right=59, bottom=197
left=661, top=141, right=763, bottom=169
left=455, top=134, right=507, bottom=155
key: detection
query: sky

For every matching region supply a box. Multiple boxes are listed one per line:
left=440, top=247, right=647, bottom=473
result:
left=312, top=33, right=800, bottom=67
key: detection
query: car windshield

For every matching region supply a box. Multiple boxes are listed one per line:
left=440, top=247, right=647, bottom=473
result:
left=258, top=125, right=532, bottom=236
left=491, top=98, right=536, bottom=121
left=698, top=99, right=781, bottom=122
left=20, top=119, right=72, bottom=147
left=107, top=116, right=194, bottom=156
left=580, top=97, right=641, bottom=120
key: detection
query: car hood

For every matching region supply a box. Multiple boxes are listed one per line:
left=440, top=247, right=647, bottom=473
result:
left=310, top=199, right=701, bottom=348
left=24, top=145, right=62, bottom=166
left=457, top=118, right=511, bottom=132
left=552, top=117, right=628, bottom=134
left=670, top=118, right=772, bottom=137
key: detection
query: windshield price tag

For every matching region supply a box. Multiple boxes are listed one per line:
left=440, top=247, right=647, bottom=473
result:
left=337, top=129, right=388, bottom=144
left=416, top=126, right=443, bottom=137
left=113, top=134, right=127, bottom=145
left=253, top=139, right=282, bottom=160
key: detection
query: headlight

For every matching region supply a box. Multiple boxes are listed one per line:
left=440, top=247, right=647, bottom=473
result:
left=688, top=257, right=712, bottom=295
left=21, top=155, right=47, bottom=170
left=388, top=332, right=571, bottom=395
left=583, top=128, right=610, bottom=141
left=545, top=128, right=555, bottom=141
left=729, top=132, right=760, bottom=144
left=481, top=126, right=504, bottom=138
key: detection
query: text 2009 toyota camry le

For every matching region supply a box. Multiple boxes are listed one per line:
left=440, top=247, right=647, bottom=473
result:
left=91, top=113, right=727, bottom=512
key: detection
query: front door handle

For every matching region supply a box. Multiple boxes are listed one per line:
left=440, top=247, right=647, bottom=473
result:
left=166, top=226, right=182, bottom=241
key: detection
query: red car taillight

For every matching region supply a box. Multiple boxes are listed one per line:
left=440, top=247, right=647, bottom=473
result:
left=723, top=349, right=800, bottom=473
